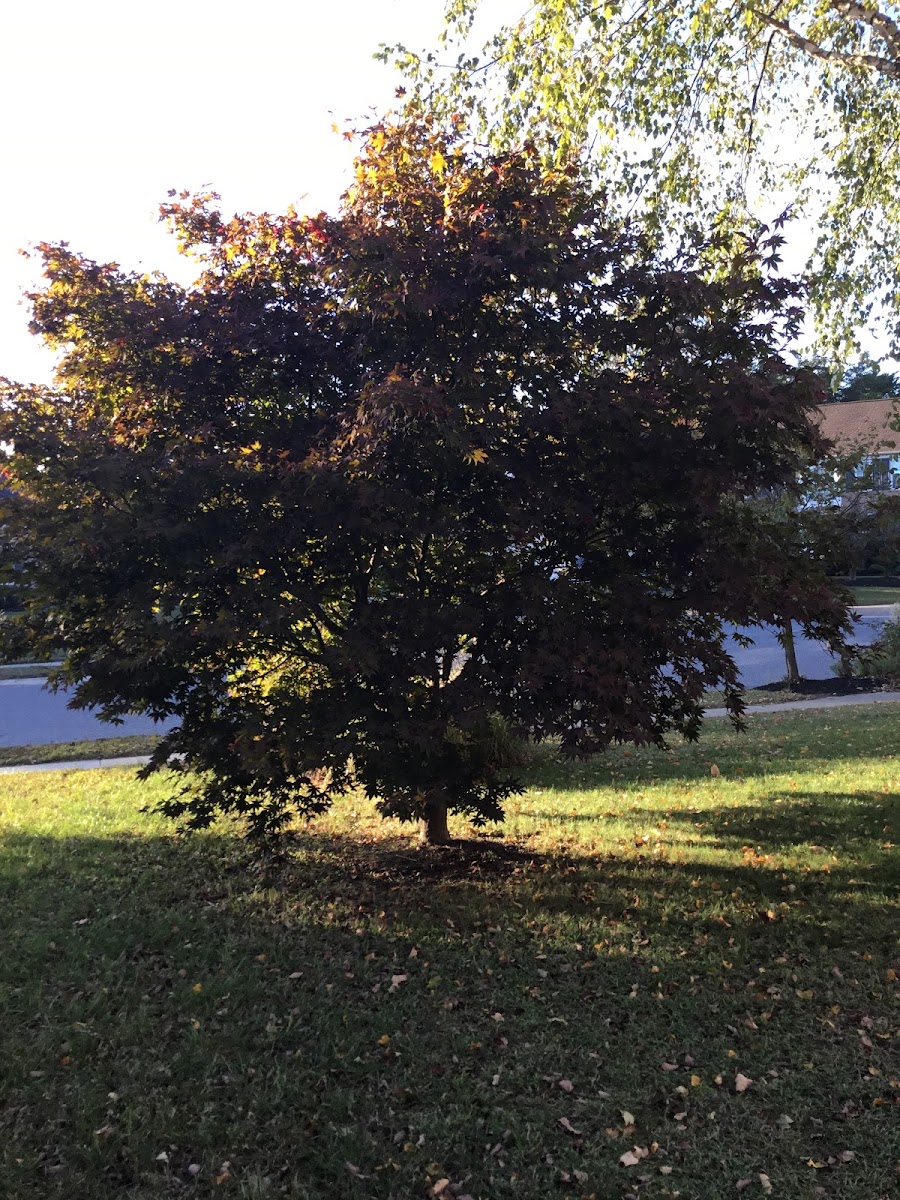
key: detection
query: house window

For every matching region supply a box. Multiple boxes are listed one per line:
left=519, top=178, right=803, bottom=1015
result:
left=870, top=455, right=900, bottom=489
left=854, top=454, right=900, bottom=490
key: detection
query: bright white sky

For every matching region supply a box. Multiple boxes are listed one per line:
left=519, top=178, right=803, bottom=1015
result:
left=0, top=0, right=467, bottom=385
left=1, top=0, right=893, bottom=387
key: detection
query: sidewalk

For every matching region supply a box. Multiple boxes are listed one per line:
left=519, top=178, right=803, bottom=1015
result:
left=0, top=754, right=152, bottom=775
left=704, top=689, right=900, bottom=718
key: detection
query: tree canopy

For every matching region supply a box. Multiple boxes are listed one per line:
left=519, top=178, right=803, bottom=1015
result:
left=389, top=1, right=900, bottom=353
left=0, top=119, right=851, bottom=843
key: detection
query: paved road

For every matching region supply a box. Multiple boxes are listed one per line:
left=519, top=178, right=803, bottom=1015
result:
left=0, top=606, right=895, bottom=747
left=0, top=678, right=173, bottom=747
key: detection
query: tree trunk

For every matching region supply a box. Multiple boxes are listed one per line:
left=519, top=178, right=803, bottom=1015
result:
left=781, top=619, right=801, bottom=688
left=419, top=793, right=451, bottom=845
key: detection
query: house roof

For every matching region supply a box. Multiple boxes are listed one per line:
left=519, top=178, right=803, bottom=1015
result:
left=814, top=397, right=900, bottom=452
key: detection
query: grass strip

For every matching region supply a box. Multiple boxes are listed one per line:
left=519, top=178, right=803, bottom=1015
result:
left=0, top=734, right=161, bottom=768
left=0, top=664, right=52, bottom=681
left=848, top=586, right=900, bottom=606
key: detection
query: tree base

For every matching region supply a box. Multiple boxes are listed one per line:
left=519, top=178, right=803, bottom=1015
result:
left=418, top=795, right=451, bottom=845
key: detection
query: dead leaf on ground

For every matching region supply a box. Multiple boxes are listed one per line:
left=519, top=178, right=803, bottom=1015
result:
left=558, top=1078, right=574, bottom=1092
left=558, top=1117, right=582, bottom=1136
left=619, top=1146, right=650, bottom=1167
left=345, top=1162, right=372, bottom=1180
left=735, top=1073, right=753, bottom=1093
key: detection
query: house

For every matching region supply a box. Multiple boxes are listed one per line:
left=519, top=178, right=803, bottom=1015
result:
left=815, top=396, right=900, bottom=491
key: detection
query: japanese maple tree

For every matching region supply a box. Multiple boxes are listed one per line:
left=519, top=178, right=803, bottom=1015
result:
left=0, top=118, right=851, bottom=843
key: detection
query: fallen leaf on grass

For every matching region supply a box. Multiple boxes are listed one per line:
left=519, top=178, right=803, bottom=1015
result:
left=558, top=1079, right=574, bottom=1092
left=558, top=1117, right=582, bottom=1136
left=619, top=1146, right=650, bottom=1167
left=736, top=1180, right=752, bottom=1192
left=620, top=1110, right=635, bottom=1126
left=735, top=1073, right=753, bottom=1093
left=389, top=974, right=408, bottom=991
left=759, top=1173, right=772, bottom=1193
left=345, top=1162, right=372, bottom=1180
left=559, top=1169, right=589, bottom=1185
left=431, top=1179, right=451, bottom=1197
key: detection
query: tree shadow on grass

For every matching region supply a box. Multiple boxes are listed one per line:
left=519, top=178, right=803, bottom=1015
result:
left=1, top=826, right=898, bottom=1199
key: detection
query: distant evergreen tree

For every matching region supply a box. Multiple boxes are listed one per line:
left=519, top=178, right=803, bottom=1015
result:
left=836, top=355, right=900, bottom=403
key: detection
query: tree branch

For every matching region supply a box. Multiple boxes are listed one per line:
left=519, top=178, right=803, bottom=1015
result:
left=750, top=5, right=900, bottom=77
left=831, top=1, right=900, bottom=61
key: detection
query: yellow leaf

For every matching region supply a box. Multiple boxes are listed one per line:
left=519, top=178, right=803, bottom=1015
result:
left=378, top=1034, right=391, bottom=1046
left=192, top=982, right=203, bottom=993
left=430, top=150, right=447, bottom=176
left=467, top=448, right=488, bottom=464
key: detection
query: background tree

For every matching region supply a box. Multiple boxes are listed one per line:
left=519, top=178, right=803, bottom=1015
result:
left=1, top=119, right=852, bottom=844
left=835, top=353, right=900, bottom=401
left=746, top=452, right=899, bottom=685
left=389, top=0, right=900, bottom=353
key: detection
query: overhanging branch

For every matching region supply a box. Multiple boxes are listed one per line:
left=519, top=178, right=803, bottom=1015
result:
left=750, top=5, right=900, bottom=78
left=831, top=1, right=900, bottom=61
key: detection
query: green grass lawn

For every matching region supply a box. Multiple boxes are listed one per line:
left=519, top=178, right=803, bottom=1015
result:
left=1, top=708, right=897, bottom=1199
left=848, top=586, right=900, bottom=607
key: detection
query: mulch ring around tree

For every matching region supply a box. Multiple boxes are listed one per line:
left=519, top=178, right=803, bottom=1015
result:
left=756, top=674, right=895, bottom=697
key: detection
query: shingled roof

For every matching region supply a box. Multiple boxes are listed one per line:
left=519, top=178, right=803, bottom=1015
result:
left=814, top=397, right=900, bottom=452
